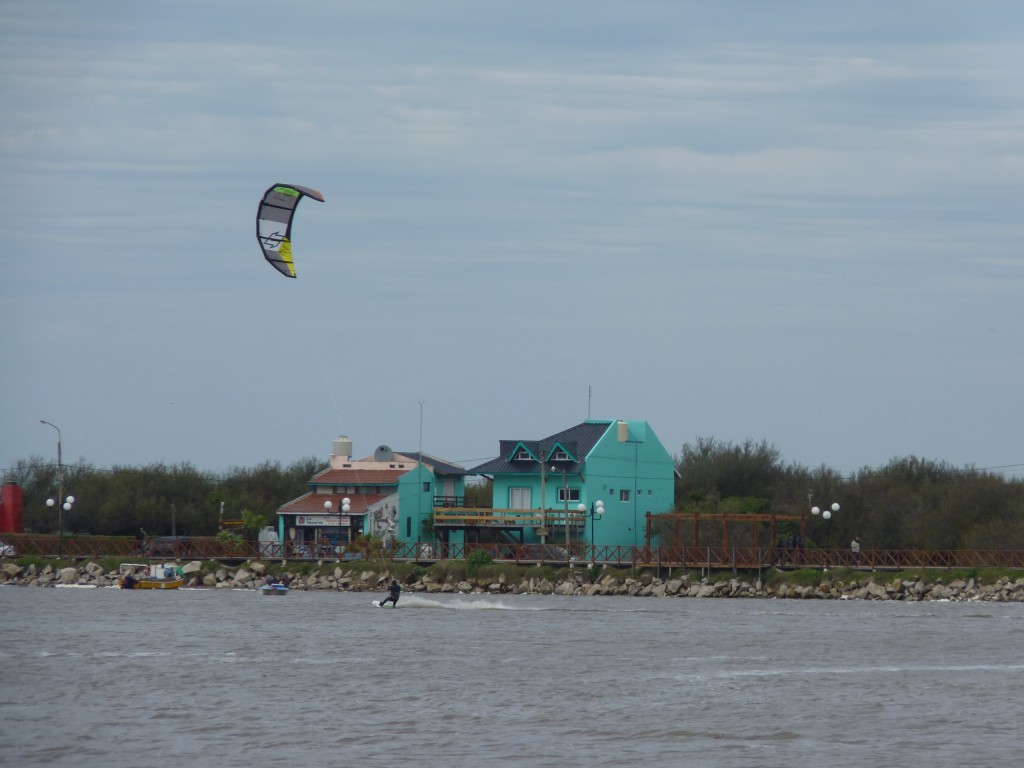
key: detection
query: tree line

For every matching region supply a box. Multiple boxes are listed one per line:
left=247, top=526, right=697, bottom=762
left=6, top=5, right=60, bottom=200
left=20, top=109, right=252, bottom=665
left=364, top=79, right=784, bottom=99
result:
left=672, top=438, right=1024, bottom=551
left=3, top=456, right=321, bottom=537
left=4, top=439, right=1023, bottom=551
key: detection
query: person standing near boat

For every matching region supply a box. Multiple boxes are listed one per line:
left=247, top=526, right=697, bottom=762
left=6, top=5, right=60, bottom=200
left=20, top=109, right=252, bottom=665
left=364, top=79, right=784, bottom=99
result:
left=135, top=527, right=147, bottom=554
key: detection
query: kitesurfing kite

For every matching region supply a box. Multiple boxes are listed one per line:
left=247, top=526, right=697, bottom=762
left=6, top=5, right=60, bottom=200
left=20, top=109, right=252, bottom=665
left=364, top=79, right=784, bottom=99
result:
left=256, top=184, right=325, bottom=278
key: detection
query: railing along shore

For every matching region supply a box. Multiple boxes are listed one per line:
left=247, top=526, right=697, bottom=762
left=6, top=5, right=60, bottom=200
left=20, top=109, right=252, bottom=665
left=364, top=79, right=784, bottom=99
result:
left=2, top=533, right=1023, bottom=572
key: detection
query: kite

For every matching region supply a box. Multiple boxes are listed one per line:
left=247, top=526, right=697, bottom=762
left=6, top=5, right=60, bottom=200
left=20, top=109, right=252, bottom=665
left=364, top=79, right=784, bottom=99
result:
left=256, top=184, right=325, bottom=278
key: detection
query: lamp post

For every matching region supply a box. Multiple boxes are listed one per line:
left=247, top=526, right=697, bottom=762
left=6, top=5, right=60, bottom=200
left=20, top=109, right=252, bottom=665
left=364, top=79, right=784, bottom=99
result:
left=811, top=502, right=839, bottom=520
left=324, top=497, right=351, bottom=558
left=810, top=499, right=840, bottom=569
left=323, top=500, right=331, bottom=559
left=585, top=500, right=604, bottom=562
left=554, top=466, right=570, bottom=551
left=40, top=420, right=70, bottom=544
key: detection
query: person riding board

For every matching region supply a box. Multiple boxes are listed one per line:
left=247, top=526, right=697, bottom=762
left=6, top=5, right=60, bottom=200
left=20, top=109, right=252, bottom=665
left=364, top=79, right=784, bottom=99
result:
left=379, top=579, right=401, bottom=607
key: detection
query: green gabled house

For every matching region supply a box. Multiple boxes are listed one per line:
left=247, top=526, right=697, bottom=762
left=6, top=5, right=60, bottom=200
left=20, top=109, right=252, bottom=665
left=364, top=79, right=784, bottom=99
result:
left=455, top=419, right=676, bottom=549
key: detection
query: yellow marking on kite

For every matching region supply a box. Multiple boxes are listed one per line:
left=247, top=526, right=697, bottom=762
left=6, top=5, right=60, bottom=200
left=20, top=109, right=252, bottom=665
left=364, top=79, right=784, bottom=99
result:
left=280, top=238, right=296, bottom=277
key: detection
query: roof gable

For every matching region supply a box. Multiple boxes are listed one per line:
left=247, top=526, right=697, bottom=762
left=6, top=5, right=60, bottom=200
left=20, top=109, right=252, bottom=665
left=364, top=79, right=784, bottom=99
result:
left=471, top=421, right=612, bottom=475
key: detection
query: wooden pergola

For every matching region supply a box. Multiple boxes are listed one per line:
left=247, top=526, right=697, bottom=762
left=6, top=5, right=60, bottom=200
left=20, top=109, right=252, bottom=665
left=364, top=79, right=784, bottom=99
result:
left=645, top=509, right=808, bottom=550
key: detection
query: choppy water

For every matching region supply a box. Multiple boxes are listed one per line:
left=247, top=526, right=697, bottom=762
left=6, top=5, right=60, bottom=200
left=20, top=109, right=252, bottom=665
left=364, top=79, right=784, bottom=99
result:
left=1, top=585, right=1021, bottom=767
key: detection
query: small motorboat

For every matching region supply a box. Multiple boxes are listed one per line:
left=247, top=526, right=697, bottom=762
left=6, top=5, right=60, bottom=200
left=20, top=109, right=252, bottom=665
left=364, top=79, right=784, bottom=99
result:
left=259, top=583, right=289, bottom=596
left=136, top=574, right=185, bottom=590
left=120, top=563, right=184, bottom=590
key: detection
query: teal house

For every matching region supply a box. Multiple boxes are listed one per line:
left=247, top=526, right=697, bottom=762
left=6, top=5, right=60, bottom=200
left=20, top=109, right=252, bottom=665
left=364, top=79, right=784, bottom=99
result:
left=454, top=419, right=676, bottom=550
left=277, top=437, right=467, bottom=555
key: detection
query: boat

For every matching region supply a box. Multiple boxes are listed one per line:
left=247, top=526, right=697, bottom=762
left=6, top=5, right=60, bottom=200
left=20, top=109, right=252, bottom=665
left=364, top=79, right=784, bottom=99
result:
left=136, top=574, right=185, bottom=590
left=119, top=563, right=184, bottom=590
left=259, top=583, right=289, bottom=596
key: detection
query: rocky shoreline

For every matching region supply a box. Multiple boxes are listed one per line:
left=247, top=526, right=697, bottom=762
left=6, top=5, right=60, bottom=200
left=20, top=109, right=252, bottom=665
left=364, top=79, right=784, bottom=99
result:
left=4, top=560, right=1024, bottom=601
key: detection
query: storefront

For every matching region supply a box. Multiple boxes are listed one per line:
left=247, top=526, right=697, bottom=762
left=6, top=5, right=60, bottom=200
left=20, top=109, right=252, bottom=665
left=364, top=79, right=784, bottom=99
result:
left=281, top=511, right=365, bottom=557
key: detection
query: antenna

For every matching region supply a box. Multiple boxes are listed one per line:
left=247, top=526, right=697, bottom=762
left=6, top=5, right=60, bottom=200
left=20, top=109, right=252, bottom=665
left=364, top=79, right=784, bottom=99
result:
left=418, top=400, right=426, bottom=454
left=587, top=385, right=592, bottom=420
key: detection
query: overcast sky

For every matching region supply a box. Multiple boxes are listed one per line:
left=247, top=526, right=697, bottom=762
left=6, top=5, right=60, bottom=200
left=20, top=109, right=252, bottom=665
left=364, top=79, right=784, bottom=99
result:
left=2, top=1, right=1022, bottom=482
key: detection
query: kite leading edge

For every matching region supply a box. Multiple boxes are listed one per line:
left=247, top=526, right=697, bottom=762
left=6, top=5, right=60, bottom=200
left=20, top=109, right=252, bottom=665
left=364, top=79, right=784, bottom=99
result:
left=256, top=184, right=325, bottom=278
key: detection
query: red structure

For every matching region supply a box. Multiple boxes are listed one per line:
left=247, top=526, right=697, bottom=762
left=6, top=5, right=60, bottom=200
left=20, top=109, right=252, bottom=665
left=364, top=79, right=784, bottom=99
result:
left=0, top=482, right=24, bottom=533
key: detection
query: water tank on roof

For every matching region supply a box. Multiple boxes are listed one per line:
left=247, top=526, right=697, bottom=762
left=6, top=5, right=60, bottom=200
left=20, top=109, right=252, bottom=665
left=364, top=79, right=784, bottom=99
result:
left=333, top=436, right=353, bottom=459
left=374, top=445, right=394, bottom=462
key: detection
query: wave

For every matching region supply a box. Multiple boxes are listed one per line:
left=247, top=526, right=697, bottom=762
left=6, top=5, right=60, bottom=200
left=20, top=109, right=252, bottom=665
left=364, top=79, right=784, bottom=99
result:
left=394, top=595, right=545, bottom=611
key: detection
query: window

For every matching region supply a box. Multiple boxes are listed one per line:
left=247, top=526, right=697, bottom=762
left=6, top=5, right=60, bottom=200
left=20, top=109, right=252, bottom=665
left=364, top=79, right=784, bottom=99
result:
left=510, top=488, right=531, bottom=509
left=406, top=518, right=411, bottom=538
left=423, top=481, right=431, bottom=492
left=513, top=449, right=533, bottom=461
left=551, top=449, right=571, bottom=461
left=557, top=487, right=580, bottom=503
left=620, top=489, right=631, bottom=502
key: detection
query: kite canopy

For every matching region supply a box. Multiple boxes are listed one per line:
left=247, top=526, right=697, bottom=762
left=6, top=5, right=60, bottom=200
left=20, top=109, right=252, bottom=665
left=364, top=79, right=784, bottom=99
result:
left=257, top=184, right=325, bottom=278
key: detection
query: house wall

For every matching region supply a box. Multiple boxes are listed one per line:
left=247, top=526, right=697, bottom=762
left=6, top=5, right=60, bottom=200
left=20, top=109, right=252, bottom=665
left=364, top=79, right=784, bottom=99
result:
left=487, top=420, right=675, bottom=548
left=397, top=466, right=466, bottom=544
left=582, top=420, right=676, bottom=548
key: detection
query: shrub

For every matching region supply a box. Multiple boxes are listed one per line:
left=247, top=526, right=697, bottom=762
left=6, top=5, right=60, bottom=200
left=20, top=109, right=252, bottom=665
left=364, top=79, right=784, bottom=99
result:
left=466, top=549, right=493, bottom=573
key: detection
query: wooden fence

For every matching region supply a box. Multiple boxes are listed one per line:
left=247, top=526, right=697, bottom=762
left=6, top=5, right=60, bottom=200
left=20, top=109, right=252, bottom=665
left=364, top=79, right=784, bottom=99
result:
left=3, top=533, right=1023, bottom=571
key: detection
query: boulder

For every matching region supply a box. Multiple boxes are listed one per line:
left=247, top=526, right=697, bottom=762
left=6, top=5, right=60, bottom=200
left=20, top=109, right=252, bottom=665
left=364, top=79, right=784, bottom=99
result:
left=181, top=561, right=203, bottom=575
left=58, top=567, right=79, bottom=584
left=866, top=582, right=889, bottom=600
left=554, top=580, right=575, bottom=596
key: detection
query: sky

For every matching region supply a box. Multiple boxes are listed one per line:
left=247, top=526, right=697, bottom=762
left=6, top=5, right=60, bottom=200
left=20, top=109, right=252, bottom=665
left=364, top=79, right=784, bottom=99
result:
left=2, top=1, right=1023, bottom=482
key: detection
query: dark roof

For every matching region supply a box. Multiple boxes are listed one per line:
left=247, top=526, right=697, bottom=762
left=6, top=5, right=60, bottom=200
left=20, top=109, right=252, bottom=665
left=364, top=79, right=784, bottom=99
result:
left=469, top=421, right=613, bottom=476
left=400, top=452, right=467, bottom=476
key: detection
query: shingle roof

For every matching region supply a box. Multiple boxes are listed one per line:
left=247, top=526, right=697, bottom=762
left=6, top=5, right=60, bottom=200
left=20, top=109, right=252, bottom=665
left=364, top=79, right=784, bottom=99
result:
left=469, top=420, right=613, bottom=475
left=400, top=452, right=467, bottom=476
left=278, top=492, right=389, bottom=515
left=310, top=468, right=409, bottom=486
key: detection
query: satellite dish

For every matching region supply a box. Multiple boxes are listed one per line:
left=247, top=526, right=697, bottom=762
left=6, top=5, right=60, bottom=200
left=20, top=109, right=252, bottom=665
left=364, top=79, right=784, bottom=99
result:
left=374, top=445, right=394, bottom=462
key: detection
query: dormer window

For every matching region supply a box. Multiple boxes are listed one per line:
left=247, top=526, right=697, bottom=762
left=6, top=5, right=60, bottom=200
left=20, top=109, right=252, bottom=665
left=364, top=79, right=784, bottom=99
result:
left=513, top=449, right=533, bottom=461
left=550, top=449, right=571, bottom=462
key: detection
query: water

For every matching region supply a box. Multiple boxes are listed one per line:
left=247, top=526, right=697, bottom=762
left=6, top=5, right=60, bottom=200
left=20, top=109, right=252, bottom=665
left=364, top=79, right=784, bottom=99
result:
left=1, top=585, right=1021, bottom=767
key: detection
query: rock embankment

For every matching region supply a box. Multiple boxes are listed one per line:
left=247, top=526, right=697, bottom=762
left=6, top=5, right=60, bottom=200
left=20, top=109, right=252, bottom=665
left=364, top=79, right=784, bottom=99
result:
left=3, top=561, right=1023, bottom=601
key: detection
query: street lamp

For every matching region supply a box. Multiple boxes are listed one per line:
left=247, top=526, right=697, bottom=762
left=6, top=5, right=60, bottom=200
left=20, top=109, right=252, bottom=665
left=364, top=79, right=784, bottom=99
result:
left=810, top=500, right=840, bottom=568
left=584, top=500, right=604, bottom=561
left=324, top=497, right=351, bottom=557
left=40, top=420, right=68, bottom=541
left=553, top=465, right=571, bottom=551
left=811, top=502, right=840, bottom=520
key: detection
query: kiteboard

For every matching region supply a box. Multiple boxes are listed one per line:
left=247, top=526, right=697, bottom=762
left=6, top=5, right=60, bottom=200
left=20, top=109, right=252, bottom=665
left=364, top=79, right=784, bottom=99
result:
left=372, top=600, right=395, bottom=608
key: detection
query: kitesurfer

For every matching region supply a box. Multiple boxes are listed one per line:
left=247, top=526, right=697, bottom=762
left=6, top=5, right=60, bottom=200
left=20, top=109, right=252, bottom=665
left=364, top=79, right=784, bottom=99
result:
left=379, top=579, right=401, bottom=608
